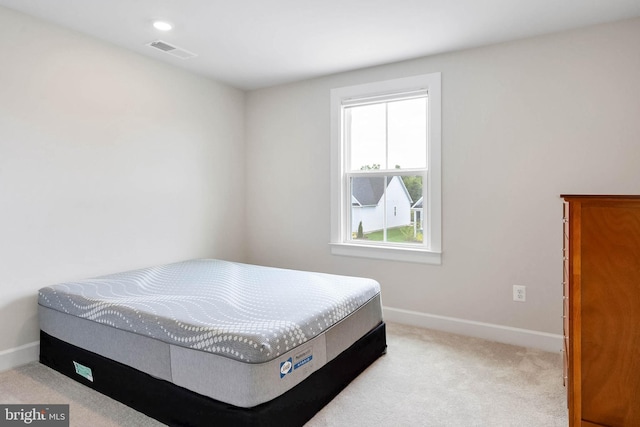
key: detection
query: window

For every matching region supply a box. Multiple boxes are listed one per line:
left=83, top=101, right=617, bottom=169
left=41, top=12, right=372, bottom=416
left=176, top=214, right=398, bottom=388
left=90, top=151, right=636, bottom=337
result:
left=330, top=73, right=441, bottom=264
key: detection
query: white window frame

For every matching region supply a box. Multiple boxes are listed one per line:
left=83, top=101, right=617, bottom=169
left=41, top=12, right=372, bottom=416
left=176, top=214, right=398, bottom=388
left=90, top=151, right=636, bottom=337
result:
left=330, top=73, right=442, bottom=264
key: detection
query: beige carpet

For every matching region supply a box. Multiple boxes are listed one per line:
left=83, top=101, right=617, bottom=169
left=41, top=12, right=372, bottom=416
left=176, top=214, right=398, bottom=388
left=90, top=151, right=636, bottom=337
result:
left=0, top=323, right=568, bottom=426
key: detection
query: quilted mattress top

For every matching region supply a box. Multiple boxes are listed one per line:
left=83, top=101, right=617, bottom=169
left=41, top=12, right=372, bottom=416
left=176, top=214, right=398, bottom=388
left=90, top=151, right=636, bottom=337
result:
left=38, top=259, right=380, bottom=363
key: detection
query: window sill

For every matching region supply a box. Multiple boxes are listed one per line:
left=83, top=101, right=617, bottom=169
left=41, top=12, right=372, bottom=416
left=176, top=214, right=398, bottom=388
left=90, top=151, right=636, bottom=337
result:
left=329, top=242, right=441, bottom=265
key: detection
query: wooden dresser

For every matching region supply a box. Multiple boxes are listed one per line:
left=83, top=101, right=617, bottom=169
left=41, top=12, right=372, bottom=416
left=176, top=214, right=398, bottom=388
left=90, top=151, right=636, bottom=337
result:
left=562, top=195, right=640, bottom=427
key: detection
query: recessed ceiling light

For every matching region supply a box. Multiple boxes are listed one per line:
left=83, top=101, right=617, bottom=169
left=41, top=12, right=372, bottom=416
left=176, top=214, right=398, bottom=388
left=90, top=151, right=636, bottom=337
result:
left=153, top=21, right=173, bottom=31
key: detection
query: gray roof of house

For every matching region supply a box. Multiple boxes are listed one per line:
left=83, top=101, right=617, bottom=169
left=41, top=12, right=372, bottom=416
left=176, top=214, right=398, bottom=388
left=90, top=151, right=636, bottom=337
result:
left=352, top=176, right=414, bottom=207
left=352, top=177, right=386, bottom=206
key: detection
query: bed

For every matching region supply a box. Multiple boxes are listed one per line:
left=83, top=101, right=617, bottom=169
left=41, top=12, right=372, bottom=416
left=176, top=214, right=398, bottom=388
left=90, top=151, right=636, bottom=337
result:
left=38, top=259, right=386, bottom=426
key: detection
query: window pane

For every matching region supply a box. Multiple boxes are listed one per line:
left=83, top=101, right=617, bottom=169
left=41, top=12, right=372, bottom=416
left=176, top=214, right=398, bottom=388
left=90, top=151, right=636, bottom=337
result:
left=388, top=97, right=427, bottom=169
left=350, top=175, right=423, bottom=244
left=347, top=103, right=386, bottom=171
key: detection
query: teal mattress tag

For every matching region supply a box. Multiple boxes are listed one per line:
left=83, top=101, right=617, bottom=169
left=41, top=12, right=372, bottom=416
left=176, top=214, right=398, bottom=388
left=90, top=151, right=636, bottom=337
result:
left=73, top=361, right=94, bottom=382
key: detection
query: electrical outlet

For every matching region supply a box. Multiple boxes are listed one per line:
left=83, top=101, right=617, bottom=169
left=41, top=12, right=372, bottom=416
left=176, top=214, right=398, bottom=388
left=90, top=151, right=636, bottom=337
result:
left=513, top=285, right=526, bottom=302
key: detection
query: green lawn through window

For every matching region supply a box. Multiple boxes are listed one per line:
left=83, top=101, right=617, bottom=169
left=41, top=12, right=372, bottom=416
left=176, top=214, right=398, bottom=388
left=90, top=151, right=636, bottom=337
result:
left=361, top=225, right=423, bottom=243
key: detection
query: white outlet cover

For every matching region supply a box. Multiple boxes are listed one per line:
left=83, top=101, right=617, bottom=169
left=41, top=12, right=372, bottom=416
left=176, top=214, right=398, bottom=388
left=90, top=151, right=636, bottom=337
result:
left=513, top=285, right=526, bottom=302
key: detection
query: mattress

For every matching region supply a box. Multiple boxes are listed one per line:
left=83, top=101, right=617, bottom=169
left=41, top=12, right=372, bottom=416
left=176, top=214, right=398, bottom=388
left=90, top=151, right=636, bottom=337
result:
left=38, top=259, right=384, bottom=409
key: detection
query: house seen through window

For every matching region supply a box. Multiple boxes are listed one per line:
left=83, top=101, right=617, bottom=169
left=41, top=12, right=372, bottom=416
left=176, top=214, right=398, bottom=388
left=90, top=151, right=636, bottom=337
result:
left=330, top=73, right=441, bottom=264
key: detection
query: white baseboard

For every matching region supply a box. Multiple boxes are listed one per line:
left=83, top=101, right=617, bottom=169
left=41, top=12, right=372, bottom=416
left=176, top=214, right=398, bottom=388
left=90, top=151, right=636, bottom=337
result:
left=0, top=341, right=39, bottom=373
left=383, top=306, right=563, bottom=353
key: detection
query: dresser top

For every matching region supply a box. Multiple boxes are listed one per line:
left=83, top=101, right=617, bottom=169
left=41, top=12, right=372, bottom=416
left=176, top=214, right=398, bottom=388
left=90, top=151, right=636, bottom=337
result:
left=561, top=194, right=640, bottom=199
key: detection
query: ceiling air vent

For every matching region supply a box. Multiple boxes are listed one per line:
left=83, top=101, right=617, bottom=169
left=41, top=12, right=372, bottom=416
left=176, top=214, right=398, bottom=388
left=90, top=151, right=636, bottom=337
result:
left=147, top=40, right=197, bottom=59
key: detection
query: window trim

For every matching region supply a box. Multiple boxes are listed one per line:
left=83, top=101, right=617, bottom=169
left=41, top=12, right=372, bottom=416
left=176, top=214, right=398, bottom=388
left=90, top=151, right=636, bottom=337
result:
left=330, top=73, right=442, bottom=264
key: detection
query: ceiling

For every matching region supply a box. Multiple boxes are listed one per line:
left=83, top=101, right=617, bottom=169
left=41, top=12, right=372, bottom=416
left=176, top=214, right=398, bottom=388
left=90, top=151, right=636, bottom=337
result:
left=1, top=0, right=640, bottom=90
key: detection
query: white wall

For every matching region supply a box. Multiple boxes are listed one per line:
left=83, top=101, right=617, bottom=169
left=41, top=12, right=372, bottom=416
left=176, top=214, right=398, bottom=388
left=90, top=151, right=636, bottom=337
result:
left=245, top=18, right=640, bottom=346
left=0, top=7, right=246, bottom=360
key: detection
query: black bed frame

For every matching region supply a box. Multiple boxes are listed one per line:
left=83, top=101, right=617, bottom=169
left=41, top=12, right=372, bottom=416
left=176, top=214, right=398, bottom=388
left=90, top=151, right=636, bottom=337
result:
left=39, top=322, right=386, bottom=427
